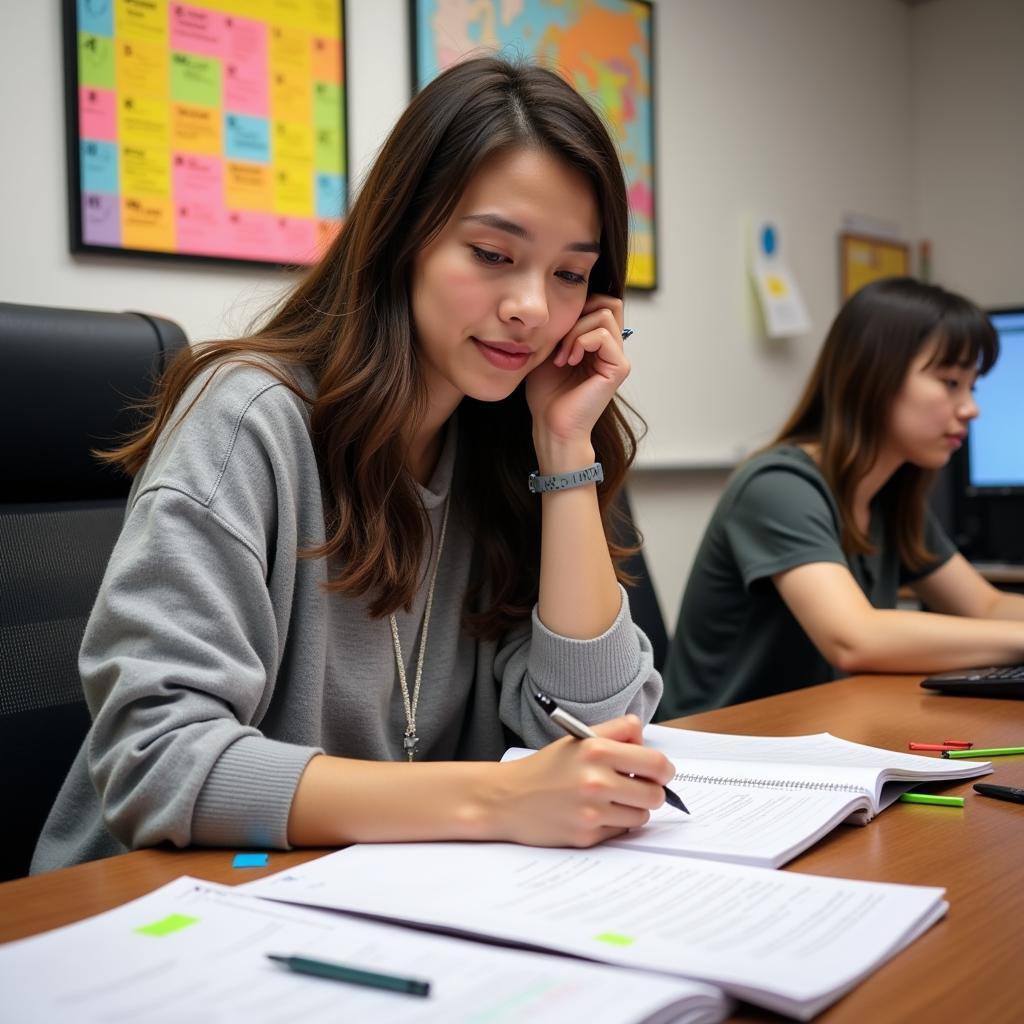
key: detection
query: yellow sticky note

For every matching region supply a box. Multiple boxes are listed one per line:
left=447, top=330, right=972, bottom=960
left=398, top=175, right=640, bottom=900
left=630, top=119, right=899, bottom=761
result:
left=122, top=194, right=176, bottom=251
left=269, top=0, right=340, bottom=39
left=269, top=23, right=312, bottom=75
left=225, top=160, right=274, bottom=211
left=272, top=120, right=314, bottom=165
left=118, top=93, right=171, bottom=147
left=271, top=68, right=312, bottom=124
left=273, top=162, right=314, bottom=216
left=171, top=102, right=222, bottom=155
left=121, top=144, right=172, bottom=196
left=116, top=0, right=169, bottom=43
left=116, top=37, right=170, bottom=99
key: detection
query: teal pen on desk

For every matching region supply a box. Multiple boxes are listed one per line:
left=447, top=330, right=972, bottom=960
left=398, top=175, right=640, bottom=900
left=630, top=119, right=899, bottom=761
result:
left=267, top=954, right=431, bottom=996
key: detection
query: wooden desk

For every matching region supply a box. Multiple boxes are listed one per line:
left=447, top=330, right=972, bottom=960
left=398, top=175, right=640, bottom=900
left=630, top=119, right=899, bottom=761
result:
left=2, top=675, right=1022, bottom=1022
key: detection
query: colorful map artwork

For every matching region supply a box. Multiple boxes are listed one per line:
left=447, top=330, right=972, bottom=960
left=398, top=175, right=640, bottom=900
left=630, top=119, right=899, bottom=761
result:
left=414, top=0, right=655, bottom=289
left=70, top=0, right=346, bottom=265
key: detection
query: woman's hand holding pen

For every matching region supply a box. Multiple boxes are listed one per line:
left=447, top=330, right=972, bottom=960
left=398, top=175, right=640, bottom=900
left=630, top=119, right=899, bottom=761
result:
left=488, top=715, right=675, bottom=848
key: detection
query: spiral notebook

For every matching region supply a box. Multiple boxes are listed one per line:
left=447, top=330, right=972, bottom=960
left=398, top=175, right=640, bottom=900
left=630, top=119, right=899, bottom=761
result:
left=504, top=725, right=992, bottom=869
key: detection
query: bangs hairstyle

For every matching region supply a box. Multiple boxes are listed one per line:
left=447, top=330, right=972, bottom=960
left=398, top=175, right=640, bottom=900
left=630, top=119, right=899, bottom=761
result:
left=99, top=56, right=640, bottom=639
left=773, top=277, right=998, bottom=570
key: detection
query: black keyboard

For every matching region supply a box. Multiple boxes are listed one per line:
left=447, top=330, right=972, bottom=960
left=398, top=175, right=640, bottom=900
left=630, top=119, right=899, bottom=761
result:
left=921, top=667, right=1024, bottom=698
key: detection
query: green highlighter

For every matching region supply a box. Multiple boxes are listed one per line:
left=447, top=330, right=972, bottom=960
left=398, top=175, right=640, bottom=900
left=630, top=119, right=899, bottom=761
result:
left=942, top=746, right=1024, bottom=759
left=898, top=793, right=965, bottom=807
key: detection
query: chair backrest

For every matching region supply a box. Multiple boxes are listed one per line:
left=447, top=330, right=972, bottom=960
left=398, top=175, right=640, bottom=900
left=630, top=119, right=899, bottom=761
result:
left=0, top=302, right=188, bottom=881
left=613, top=489, right=669, bottom=675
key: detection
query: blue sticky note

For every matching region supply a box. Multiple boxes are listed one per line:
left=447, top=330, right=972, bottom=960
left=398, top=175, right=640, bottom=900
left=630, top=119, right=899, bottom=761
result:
left=224, top=114, right=270, bottom=163
left=78, top=0, right=113, bottom=37
left=232, top=852, right=269, bottom=868
left=81, top=139, right=118, bottom=194
left=315, top=173, right=345, bottom=219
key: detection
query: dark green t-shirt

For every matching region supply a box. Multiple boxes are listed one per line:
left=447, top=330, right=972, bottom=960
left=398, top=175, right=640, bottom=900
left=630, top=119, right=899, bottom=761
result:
left=658, top=446, right=957, bottom=718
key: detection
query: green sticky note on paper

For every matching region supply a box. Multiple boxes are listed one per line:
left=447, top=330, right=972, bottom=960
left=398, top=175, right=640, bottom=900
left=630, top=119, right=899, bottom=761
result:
left=135, top=913, right=199, bottom=937
left=594, top=932, right=635, bottom=947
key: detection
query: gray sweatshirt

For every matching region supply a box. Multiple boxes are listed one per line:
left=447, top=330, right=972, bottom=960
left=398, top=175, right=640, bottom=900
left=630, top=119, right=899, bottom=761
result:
left=32, top=360, right=662, bottom=872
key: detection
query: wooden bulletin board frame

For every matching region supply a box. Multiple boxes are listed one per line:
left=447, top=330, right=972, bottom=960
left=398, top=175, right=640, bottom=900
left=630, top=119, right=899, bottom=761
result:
left=63, top=0, right=348, bottom=269
left=839, top=231, right=911, bottom=300
left=410, top=0, right=658, bottom=291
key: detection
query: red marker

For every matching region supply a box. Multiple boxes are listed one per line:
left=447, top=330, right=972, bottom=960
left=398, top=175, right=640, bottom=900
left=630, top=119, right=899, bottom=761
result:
left=943, top=740, right=973, bottom=748
left=909, top=742, right=966, bottom=752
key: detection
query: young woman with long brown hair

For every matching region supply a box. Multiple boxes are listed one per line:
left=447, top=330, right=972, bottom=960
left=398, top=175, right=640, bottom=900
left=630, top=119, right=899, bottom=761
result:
left=32, top=57, right=671, bottom=872
left=660, top=277, right=1024, bottom=717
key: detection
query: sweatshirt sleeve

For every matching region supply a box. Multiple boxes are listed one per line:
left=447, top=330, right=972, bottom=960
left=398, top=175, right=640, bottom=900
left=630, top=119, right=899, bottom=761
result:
left=495, top=585, right=663, bottom=748
left=81, top=485, right=322, bottom=852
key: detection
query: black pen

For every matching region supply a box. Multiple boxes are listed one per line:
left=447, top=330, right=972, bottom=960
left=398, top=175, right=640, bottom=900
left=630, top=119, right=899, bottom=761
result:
left=533, top=691, right=689, bottom=814
left=267, top=954, right=431, bottom=996
left=973, top=783, right=1024, bottom=805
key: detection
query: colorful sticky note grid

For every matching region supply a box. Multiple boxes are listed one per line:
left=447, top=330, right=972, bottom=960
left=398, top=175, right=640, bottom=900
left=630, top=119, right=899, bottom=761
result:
left=232, top=852, right=269, bottom=868
left=73, top=0, right=345, bottom=261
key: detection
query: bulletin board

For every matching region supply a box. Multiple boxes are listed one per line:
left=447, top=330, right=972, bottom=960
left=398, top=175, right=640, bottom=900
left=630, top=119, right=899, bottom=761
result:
left=411, top=0, right=657, bottom=291
left=839, top=232, right=910, bottom=300
left=63, top=0, right=347, bottom=267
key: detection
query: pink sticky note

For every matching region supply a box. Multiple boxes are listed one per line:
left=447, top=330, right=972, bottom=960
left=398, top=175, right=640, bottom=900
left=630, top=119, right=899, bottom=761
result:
left=172, top=151, right=224, bottom=205
left=272, top=215, right=318, bottom=265
left=175, top=199, right=227, bottom=257
left=170, top=3, right=228, bottom=59
left=225, top=16, right=268, bottom=117
left=221, top=208, right=276, bottom=260
left=80, top=86, right=118, bottom=141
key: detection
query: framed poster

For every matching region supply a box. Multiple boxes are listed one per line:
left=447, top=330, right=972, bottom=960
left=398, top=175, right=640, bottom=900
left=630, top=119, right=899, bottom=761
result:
left=64, top=0, right=347, bottom=267
left=411, top=0, right=657, bottom=291
left=839, top=232, right=910, bottom=300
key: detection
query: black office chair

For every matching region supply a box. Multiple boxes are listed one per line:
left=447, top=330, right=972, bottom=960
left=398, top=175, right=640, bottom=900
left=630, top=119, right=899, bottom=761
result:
left=0, top=302, right=188, bottom=881
left=613, top=488, right=669, bottom=675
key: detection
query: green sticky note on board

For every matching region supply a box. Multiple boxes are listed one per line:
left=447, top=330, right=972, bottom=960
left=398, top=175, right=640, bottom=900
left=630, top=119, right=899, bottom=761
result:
left=79, top=33, right=115, bottom=89
left=135, top=913, right=199, bottom=937
left=170, top=52, right=222, bottom=107
left=594, top=932, right=635, bottom=947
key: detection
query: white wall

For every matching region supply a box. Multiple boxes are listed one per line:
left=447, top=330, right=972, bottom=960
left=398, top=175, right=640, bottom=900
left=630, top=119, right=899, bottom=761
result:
left=0, top=0, right=412, bottom=342
left=0, top=0, right=1018, bottom=635
left=624, top=0, right=916, bottom=628
left=910, top=0, right=1024, bottom=307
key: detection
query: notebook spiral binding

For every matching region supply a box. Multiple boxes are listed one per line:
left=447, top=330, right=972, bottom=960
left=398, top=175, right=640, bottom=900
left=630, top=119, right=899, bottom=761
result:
left=672, top=772, right=871, bottom=798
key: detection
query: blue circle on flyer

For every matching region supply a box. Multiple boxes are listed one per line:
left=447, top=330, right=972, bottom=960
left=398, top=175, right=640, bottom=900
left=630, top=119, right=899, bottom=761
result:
left=761, top=224, right=777, bottom=256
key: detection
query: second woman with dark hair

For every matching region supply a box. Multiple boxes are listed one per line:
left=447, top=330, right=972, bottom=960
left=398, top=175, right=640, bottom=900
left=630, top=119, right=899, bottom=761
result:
left=660, top=276, right=1024, bottom=717
left=33, top=57, right=671, bottom=873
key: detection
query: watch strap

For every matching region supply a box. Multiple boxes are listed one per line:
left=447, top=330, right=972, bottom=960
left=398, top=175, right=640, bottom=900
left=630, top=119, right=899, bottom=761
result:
left=528, top=462, right=604, bottom=494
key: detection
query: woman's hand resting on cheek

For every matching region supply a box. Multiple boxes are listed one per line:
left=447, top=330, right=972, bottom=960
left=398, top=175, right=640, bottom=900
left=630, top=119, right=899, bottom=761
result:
left=525, top=294, right=629, bottom=451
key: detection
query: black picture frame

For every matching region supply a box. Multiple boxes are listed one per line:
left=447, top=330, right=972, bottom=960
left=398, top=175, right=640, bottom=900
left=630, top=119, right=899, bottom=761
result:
left=62, top=0, right=349, bottom=269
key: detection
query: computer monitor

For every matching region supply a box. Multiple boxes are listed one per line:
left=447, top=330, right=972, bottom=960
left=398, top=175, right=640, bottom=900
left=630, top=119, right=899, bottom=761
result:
left=967, top=308, right=1024, bottom=493
left=948, top=305, right=1024, bottom=565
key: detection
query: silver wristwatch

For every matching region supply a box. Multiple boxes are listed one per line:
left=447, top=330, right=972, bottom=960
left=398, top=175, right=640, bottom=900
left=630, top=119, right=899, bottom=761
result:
left=527, top=462, right=604, bottom=494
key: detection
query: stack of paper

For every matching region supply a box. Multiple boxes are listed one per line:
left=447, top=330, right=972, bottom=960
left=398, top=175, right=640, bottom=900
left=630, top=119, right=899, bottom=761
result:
left=243, top=842, right=947, bottom=1021
left=0, top=876, right=729, bottom=1024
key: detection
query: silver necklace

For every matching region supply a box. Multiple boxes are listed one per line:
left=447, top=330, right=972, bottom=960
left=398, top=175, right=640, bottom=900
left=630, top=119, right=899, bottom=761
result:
left=389, top=494, right=451, bottom=762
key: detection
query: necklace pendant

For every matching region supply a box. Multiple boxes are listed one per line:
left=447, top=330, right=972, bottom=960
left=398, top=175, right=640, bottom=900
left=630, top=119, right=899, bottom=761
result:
left=404, top=732, right=419, bottom=762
